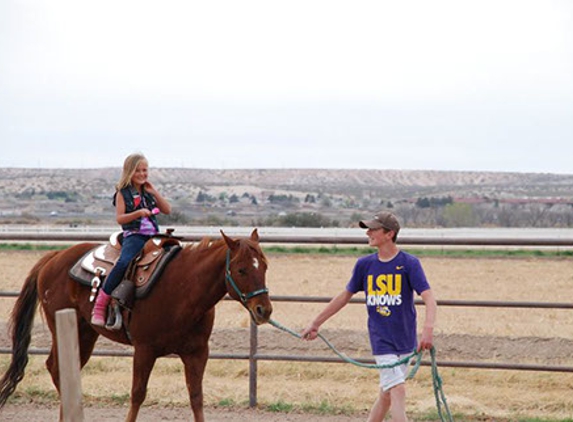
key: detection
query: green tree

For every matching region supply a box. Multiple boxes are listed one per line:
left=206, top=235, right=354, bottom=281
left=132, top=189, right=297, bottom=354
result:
left=304, top=194, right=316, bottom=203
left=196, top=191, right=215, bottom=203
left=442, top=203, right=477, bottom=227
left=416, top=197, right=431, bottom=208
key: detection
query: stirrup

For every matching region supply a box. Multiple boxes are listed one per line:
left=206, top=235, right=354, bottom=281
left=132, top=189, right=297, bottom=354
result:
left=105, top=302, right=123, bottom=331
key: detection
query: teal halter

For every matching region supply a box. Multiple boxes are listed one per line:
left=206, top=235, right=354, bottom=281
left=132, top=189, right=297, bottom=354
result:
left=225, top=249, right=269, bottom=306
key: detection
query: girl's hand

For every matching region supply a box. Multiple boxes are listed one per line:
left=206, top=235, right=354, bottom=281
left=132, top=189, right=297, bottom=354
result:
left=143, top=181, right=171, bottom=215
left=139, top=208, right=152, bottom=218
left=143, top=181, right=157, bottom=194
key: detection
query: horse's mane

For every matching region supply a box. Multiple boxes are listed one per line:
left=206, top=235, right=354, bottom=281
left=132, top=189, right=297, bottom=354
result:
left=183, top=237, right=223, bottom=254
left=182, top=236, right=267, bottom=265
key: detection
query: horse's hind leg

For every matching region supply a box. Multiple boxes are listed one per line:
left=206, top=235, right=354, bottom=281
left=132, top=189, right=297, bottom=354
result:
left=46, top=319, right=98, bottom=417
left=45, top=319, right=100, bottom=390
left=125, top=346, right=157, bottom=422
left=77, top=320, right=101, bottom=367
left=181, top=349, right=209, bottom=422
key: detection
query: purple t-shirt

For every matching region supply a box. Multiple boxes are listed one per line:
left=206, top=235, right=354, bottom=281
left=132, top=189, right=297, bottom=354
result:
left=124, top=217, right=157, bottom=237
left=346, top=250, right=430, bottom=355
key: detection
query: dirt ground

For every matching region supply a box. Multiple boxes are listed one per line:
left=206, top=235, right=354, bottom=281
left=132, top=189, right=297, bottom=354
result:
left=1, top=404, right=370, bottom=422
left=1, top=249, right=573, bottom=420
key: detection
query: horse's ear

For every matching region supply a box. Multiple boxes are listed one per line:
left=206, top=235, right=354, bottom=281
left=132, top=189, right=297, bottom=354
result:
left=250, top=228, right=259, bottom=243
left=221, top=230, right=239, bottom=250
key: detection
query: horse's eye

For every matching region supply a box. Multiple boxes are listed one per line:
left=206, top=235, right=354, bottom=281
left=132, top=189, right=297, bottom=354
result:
left=238, top=268, right=247, bottom=276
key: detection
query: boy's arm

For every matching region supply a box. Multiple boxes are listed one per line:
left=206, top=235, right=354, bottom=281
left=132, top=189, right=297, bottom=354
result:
left=301, top=289, right=354, bottom=340
left=418, top=288, right=437, bottom=351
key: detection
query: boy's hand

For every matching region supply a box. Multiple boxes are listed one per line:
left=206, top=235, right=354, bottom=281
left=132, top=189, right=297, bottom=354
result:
left=418, top=326, right=434, bottom=351
left=301, top=324, right=319, bottom=341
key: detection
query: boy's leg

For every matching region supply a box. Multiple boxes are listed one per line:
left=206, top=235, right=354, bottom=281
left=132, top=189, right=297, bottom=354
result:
left=367, top=389, right=390, bottom=422
left=388, top=383, right=407, bottom=422
left=372, top=354, right=410, bottom=422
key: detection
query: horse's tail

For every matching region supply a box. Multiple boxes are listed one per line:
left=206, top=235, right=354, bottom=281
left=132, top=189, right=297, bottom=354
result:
left=0, top=250, right=60, bottom=409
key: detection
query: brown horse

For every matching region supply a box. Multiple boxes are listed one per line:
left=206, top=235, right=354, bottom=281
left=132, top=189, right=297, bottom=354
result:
left=0, top=229, right=272, bottom=422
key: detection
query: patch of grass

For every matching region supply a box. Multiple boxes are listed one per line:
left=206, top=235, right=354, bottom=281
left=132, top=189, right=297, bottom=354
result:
left=2, top=241, right=572, bottom=259
left=83, top=391, right=132, bottom=407
left=414, top=414, right=573, bottom=422
left=414, top=409, right=467, bottom=421
left=299, top=400, right=354, bottom=415
left=264, top=245, right=370, bottom=256
left=264, top=399, right=294, bottom=413
left=217, top=398, right=236, bottom=407
left=263, top=244, right=573, bottom=259
left=261, top=399, right=355, bottom=416
left=406, top=247, right=573, bottom=259
left=0, top=243, right=69, bottom=251
left=21, top=386, right=59, bottom=403
left=108, top=393, right=131, bottom=406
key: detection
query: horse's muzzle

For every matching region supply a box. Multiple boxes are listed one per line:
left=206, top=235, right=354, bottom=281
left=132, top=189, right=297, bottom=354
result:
left=249, top=299, right=273, bottom=325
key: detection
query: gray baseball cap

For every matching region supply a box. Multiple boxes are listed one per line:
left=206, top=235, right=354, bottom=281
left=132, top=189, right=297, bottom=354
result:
left=359, top=211, right=400, bottom=234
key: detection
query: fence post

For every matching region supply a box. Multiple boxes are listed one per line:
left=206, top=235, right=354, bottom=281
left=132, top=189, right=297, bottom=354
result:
left=249, top=319, right=258, bottom=407
left=56, top=308, right=85, bottom=422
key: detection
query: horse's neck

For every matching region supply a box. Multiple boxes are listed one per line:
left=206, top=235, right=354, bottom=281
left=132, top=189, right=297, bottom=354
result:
left=185, top=247, right=229, bottom=309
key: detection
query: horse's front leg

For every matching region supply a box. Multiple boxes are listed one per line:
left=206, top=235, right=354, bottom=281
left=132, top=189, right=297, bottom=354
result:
left=125, top=346, right=157, bottom=422
left=181, top=347, right=209, bottom=422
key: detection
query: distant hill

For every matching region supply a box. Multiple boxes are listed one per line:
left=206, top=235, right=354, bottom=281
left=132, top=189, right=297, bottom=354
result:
left=2, top=168, right=573, bottom=227
left=2, top=167, right=573, bottom=198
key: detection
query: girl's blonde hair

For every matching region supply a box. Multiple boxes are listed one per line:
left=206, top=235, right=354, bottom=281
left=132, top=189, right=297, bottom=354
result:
left=116, top=153, right=148, bottom=190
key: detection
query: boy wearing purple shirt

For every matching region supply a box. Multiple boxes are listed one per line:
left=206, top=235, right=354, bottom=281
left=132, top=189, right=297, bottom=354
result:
left=302, top=211, right=437, bottom=422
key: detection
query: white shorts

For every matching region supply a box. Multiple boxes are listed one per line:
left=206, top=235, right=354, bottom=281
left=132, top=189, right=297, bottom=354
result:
left=374, top=354, right=410, bottom=392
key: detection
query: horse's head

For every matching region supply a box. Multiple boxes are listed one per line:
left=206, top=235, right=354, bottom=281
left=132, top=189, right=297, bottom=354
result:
left=221, top=229, right=273, bottom=325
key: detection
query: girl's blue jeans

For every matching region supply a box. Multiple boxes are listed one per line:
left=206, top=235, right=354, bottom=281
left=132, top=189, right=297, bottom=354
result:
left=102, top=234, right=150, bottom=295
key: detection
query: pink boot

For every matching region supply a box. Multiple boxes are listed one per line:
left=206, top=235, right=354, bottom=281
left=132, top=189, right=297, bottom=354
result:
left=91, top=290, right=111, bottom=327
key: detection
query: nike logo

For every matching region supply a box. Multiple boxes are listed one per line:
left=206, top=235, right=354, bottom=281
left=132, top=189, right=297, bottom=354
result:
left=396, top=266, right=404, bottom=270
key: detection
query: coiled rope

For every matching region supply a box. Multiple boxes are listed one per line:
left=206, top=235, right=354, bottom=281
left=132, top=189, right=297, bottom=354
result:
left=268, top=318, right=454, bottom=422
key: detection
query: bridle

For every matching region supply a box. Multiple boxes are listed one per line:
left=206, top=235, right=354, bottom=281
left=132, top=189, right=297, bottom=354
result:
left=225, top=249, right=269, bottom=307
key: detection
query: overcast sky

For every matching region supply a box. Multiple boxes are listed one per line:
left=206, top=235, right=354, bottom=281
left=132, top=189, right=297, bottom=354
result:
left=1, top=0, right=572, bottom=173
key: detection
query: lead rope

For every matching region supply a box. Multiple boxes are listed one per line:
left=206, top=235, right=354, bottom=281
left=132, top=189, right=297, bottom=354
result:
left=268, top=318, right=454, bottom=422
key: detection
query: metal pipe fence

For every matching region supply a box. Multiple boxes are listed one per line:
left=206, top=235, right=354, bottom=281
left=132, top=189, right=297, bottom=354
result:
left=1, top=293, right=572, bottom=406
left=3, top=231, right=573, bottom=246
left=1, top=232, right=573, bottom=407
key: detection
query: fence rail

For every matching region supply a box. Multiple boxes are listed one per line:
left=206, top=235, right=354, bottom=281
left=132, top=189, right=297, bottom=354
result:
left=2, top=294, right=571, bottom=365
left=1, top=232, right=573, bottom=407
left=1, top=292, right=572, bottom=406
left=3, top=230, right=573, bottom=247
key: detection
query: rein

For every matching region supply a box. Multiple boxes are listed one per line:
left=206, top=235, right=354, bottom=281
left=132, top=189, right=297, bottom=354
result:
left=268, top=318, right=454, bottom=422
left=225, top=249, right=269, bottom=306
